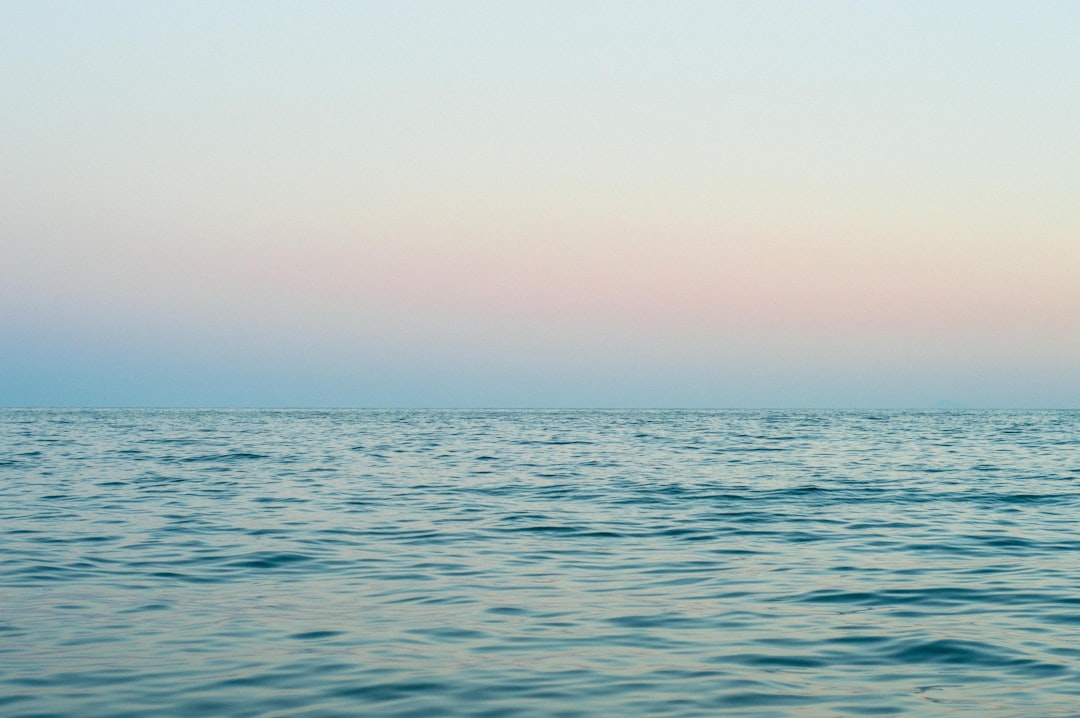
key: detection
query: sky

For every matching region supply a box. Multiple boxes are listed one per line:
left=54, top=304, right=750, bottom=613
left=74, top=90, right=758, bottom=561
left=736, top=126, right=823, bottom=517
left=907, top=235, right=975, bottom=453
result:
left=2, top=1, right=1078, bottom=408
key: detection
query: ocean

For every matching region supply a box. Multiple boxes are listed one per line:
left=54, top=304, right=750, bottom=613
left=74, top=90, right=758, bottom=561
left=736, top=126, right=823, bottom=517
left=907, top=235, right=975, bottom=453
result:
left=2, top=409, right=1079, bottom=716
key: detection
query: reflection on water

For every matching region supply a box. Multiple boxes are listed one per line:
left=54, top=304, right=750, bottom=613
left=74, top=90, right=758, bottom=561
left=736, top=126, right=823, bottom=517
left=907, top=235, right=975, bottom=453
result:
left=2, top=409, right=1079, bottom=716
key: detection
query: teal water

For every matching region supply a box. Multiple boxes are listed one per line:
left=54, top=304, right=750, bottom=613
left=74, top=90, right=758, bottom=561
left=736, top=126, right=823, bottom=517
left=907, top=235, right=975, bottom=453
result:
left=2, top=409, right=1079, bottom=716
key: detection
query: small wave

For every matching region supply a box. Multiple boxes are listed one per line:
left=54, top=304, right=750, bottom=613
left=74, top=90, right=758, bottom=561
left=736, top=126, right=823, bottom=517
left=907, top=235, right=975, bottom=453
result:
left=226, top=552, right=317, bottom=570
left=179, top=452, right=270, bottom=463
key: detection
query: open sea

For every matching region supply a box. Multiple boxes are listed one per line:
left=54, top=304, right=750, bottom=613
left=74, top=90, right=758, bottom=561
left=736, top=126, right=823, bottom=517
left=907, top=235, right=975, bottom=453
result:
left=2, top=408, right=1079, bottom=717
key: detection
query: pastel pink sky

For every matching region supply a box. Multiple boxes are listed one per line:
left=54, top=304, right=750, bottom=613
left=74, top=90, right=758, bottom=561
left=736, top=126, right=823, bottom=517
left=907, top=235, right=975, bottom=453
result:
left=3, top=2, right=1078, bottom=406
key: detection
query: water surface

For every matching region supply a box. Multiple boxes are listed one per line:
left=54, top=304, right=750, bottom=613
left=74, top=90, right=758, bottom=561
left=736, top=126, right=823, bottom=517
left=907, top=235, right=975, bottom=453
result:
left=2, top=409, right=1079, bottom=716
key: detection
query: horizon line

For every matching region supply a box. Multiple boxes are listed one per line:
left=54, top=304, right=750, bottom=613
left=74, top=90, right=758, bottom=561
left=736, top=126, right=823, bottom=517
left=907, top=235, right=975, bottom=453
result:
left=2, top=406, right=1076, bottom=411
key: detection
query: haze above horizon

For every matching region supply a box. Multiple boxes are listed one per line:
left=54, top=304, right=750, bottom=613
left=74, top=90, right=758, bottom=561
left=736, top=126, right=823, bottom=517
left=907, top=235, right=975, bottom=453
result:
left=3, top=2, right=1078, bottom=408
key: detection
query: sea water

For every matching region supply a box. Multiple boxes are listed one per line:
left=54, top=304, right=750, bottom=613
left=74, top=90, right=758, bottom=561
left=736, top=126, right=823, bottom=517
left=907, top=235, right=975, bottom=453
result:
left=2, top=409, right=1079, bottom=717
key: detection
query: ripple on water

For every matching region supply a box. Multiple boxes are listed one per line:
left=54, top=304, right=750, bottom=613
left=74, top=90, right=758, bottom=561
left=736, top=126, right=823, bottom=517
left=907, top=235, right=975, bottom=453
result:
left=1, top=408, right=1079, bottom=716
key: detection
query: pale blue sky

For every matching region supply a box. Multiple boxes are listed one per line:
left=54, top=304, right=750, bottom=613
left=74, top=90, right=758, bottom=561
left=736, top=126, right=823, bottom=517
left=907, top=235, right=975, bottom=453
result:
left=3, top=2, right=1078, bottom=407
